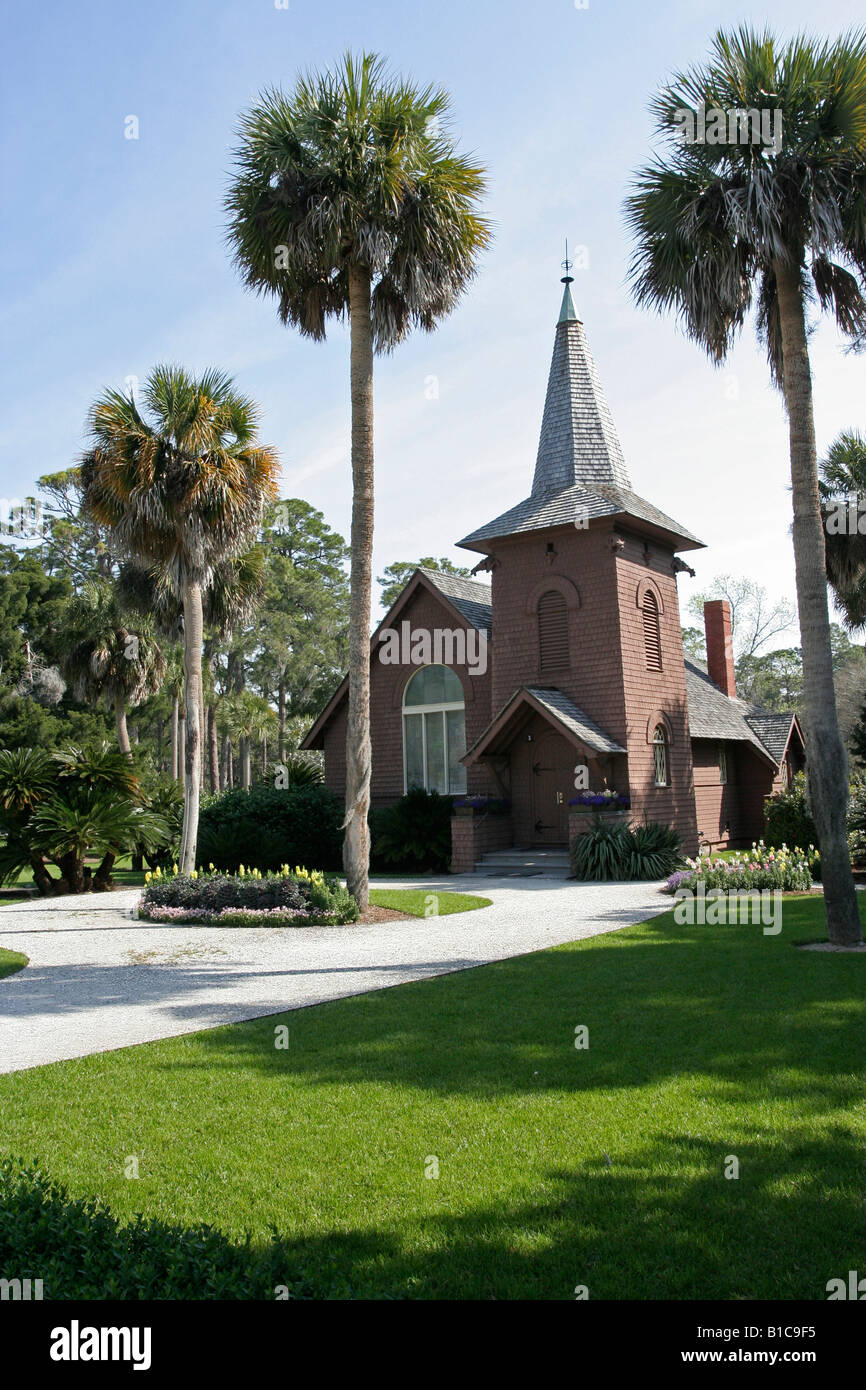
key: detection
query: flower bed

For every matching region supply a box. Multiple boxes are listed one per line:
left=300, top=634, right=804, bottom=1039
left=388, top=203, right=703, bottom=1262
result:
left=139, top=864, right=359, bottom=926
left=664, top=841, right=818, bottom=896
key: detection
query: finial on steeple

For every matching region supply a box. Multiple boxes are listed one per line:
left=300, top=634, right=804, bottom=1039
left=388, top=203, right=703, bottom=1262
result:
left=558, top=239, right=579, bottom=324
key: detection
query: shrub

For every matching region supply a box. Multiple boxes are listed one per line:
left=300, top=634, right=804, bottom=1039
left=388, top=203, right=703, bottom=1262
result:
left=626, top=822, right=683, bottom=879
left=0, top=1157, right=324, bottom=1300
left=847, top=778, right=866, bottom=866
left=571, top=816, right=682, bottom=881
left=196, top=783, right=343, bottom=873
left=571, top=816, right=632, bottom=881
left=140, top=865, right=358, bottom=926
left=370, top=787, right=452, bottom=872
left=763, top=772, right=817, bottom=851
left=0, top=743, right=168, bottom=894
left=664, top=841, right=817, bottom=895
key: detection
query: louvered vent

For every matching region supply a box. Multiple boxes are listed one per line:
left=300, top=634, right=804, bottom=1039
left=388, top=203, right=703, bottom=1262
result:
left=642, top=592, right=662, bottom=671
left=538, top=590, right=569, bottom=670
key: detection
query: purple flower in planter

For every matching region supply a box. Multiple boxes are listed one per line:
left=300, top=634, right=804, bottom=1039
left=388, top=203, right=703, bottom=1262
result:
left=568, top=791, right=630, bottom=810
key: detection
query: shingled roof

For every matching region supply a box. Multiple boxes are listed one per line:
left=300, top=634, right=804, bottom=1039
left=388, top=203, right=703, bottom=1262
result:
left=684, top=658, right=793, bottom=766
left=457, top=281, right=703, bottom=554
left=418, top=569, right=492, bottom=637
left=745, top=712, right=798, bottom=764
left=464, top=684, right=626, bottom=764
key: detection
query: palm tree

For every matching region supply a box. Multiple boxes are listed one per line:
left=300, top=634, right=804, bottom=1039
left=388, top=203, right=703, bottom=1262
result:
left=820, top=430, right=866, bottom=629
left=225, top=51, right=489, bottom=910
left=63, top=581, right=165, bottom=757
left=626, top=27, right=866, bottom=946
left=79, top=366, right=279, bottom=873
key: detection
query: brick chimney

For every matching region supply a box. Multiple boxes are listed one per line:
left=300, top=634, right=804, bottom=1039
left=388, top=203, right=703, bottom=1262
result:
left=704, top=600, right=736, bottom=697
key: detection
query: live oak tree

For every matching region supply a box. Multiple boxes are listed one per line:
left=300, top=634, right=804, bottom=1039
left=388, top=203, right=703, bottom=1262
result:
left=79, top=366, right=279, bottom=873
left=225, top=51, right=489, bottom=910
left=626, top=26, right=866, bottom=945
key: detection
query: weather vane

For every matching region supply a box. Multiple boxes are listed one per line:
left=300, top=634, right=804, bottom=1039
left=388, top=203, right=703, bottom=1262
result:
left=561, top=239, right=574, bottom=284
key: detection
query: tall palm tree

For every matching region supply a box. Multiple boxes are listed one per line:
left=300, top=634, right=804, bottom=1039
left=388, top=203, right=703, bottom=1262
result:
left=63, top=582, right=165, bottom=757
left=820, top=429, right=866, bottom=629
left=79, top=366, right=279, bottom=873
left=626, top=27, right=866, bottom=946
left=225, top=51, right=489, bottom=910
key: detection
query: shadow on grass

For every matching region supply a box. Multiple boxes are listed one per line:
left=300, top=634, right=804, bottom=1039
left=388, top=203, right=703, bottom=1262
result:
left=2, top=1124, right=863, bottom=1300
left=164, top=905, right=866, bottom=1116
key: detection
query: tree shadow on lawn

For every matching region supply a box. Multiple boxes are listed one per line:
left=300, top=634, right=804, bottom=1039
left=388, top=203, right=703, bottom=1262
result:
left=2, top=1124, right=863, bottom=1300
left=171, top=908, right=866, bottom=1116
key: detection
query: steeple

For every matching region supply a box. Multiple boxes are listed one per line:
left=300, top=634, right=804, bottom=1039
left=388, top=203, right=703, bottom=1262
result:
left=456, top=251, right=703, bottom=557
left=531, top=256, right=631, bottom=497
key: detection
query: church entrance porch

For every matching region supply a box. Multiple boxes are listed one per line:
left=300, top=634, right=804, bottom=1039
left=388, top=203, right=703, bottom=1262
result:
left=453, top=686, right=629, bottom=870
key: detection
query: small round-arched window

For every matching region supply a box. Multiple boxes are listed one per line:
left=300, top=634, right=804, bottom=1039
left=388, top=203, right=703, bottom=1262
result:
left=403, top=665, right=467, bottom=794
left=653, top=724, right=669, bottom=787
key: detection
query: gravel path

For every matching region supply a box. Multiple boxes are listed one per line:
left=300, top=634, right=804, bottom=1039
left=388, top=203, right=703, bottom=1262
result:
left=0, top=876, right=671, bottom=1074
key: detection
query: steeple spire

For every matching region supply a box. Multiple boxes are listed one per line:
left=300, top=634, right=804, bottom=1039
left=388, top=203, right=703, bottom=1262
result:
left=531, top=250, right=631, bottom=497
left=558, top=241, right=579, bottom=324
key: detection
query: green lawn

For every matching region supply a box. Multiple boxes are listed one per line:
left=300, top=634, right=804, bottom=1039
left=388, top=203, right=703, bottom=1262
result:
left=0, top=896, right=864, bottom=1299
left=0, top=948, right=27, bottom=980
left=369, top=887, right=491, bottom=916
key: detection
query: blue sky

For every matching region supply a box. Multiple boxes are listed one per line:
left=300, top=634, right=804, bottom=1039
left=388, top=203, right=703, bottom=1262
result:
left=2, top=0, right=864, bottom=630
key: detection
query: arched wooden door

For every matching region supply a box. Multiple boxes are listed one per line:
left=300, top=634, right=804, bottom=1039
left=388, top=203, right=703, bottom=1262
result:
left=530, top=731, right=574, bottom=844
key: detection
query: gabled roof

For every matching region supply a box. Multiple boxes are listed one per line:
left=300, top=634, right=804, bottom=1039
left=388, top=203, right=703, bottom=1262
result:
left=684, top=658, right=799, bottom=767
left=300, top=567, right=491, bottom=750
left=745, top=712, right=800, bottom=765
left=464, top=685, right=625, bottom=765
left=416, top=568, right=492, bottom=637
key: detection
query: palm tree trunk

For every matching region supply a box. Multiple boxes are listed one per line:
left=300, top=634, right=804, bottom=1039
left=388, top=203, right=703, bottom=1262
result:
left=220, top=733, right=230, bottom=791
left=170, top=698, right=179, bottom=781
left=208, top=706, right=219, bottom=794
left=114, top=691, right=132, bottom=759
left=774, top=258, right=861, bottom=945
left=278, top=680, right=287, bottom=762
left=343, top=266, right=374, bottom=912
left=179, top=581, right=204, bottom=875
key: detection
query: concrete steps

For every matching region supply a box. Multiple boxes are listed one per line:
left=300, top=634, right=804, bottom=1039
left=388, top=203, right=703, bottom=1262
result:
left=474, top=848, right=571, bottom=879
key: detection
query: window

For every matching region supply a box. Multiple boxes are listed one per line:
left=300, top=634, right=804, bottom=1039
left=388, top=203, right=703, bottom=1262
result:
left=538, top=590, right=569, bottom=670
left=402, top=665, right=467, bottom=794
left=719, top=745, right=727, bottom=784
left=642, top=591, right=662, bottom=671
left=653, top=724, right=668, bottom=787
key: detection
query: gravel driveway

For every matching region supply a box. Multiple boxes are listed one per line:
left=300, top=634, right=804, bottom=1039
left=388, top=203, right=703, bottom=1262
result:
left=0, top=876, right=671, bottom=1074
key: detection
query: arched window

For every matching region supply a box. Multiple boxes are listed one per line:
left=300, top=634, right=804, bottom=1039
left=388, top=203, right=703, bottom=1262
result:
left=403, top=665, right=467, bottom=794
left=653, top=725, right=669, bottom=787
left=642, top=590, right=662, bottom=671
left=538, top=590, right=569, bottom=671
